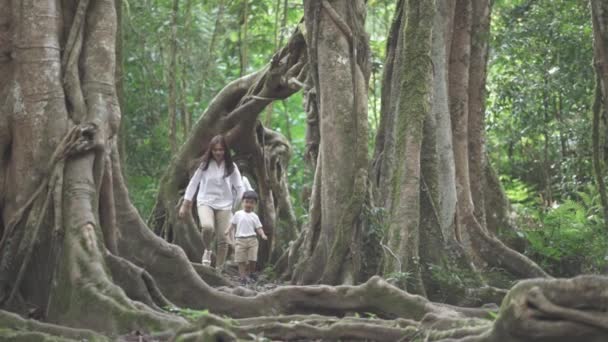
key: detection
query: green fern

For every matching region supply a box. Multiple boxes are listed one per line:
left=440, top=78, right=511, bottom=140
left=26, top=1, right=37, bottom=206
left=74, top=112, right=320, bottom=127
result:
left=523, top=185, right=608, bottom=275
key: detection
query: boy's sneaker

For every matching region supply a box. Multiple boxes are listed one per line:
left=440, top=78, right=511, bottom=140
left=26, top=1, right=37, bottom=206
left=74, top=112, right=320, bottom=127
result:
left=202, top=251, right=211, bottom=266
left=239, top=277, right=248, bottom=286
left=249, top=273, right=258, bottom=281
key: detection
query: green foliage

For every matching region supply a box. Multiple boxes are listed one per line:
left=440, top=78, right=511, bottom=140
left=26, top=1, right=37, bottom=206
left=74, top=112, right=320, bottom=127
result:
left=487, top=310, right=499, bottom=321
left=385, top=271, right=412, bottom=289
left=262, top=265, right=277, bottom=280
left=501, top=175, right=536, bottom=207
left=122, top=0, right=306, bottom=218
left=167, top=307, right=210, bottom=321
left=360, top=205, right=388, bottom=281
left=523, top=184, right=608, bottom=276
left=121, top=0, right=396, bottom=225
left=487, top=0, right=594, bottom=203
left=488, top=0, right=607, bottom=277
left=428, top=263, right=480, bottom=294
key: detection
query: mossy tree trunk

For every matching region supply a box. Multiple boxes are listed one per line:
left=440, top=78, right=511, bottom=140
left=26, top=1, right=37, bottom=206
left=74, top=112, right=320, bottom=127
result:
left=370, top=0, right=547, bottom=301
left=290, top=0, right=371, bottom=285
left=379, top=0, right=435, bottom=297
left=591, top=0, right=608, bottom=230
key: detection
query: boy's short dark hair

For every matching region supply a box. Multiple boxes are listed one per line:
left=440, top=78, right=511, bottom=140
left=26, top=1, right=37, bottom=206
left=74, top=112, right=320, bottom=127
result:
left=242, top=190, right=259, bottom=202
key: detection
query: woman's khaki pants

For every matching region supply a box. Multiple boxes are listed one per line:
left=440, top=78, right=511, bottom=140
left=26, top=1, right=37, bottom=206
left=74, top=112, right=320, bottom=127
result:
left=197, top=205, right=232, bottom=268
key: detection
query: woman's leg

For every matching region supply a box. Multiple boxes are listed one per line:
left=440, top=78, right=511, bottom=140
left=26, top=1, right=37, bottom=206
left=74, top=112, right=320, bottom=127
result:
left=214, top=209, right=232, bottom=269
left=196, top=205, right=215, bottom=252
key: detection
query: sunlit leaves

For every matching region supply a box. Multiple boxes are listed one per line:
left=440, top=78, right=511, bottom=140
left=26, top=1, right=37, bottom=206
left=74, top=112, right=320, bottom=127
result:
left=487, top=0, right=593, bottom=200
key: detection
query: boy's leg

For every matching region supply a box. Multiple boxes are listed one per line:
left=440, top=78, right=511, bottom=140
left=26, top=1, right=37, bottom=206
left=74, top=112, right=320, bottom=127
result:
left=196, top=205, right=214, bottom=263
left=238, top=262, right=248, bottom=280
left=248, top=238, right=259, bottom=278
left=214, top=209, right=232, bottom=268
left=234, top=239, right=248, bottom=281
left=248, top=261, right=257, bottom=277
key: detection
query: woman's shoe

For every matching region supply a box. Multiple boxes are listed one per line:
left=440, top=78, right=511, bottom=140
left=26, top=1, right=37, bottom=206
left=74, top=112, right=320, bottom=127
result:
left=202, top=250, right=211, bottom=266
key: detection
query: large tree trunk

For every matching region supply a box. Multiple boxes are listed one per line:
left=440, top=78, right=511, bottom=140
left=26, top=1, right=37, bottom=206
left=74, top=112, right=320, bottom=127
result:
left=290, top=0, right=370, bottom=285
left=449, top=0, right=478, bottom=255
left=369, top=0, right=482, bottom=302
left=370, top=0, right=547, bottom=300
left=380, top=0, right=435, bottom=296
left=370, top=0, right=404, bottom=209
left=447, top=0, right=547, bottom=279
left=591, top=0, right=608, bottom=229
left=468, top=0, right=491, bottom=229
left=167, top=0, right=180, bottom=154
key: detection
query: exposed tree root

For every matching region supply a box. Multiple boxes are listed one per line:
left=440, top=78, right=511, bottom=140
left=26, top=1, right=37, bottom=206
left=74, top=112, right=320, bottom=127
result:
left=466, top=214, right=549, bottom=279
left=483, top=161, right=527, bottom=252
left=191, top=263, right=233, bottom=287
left=0, top=309, right=107, bottom=342
left=171, top=312, right=417, bottom=342
left=235, top=320, right=414, bottom=341
left=110, top=139, right=499, bottom=323
left=105, top=253, right=175, bottom=311
left=47, top=216, right=186, bottom=334
left=13, top=276, right=608, bottom=341
left=165, top=275, right=608, bottom=342
left=485, top=275, right=608, bottom=342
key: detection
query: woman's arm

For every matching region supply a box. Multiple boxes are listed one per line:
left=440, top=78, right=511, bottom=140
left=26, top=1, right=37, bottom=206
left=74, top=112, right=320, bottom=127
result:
left=179, top=168, right=203, bottom=218
left=225, top=223, right=236, bottom=236
left=184, top=168, right=203, bottom=202
left=230, top=164, right=245, bottom=206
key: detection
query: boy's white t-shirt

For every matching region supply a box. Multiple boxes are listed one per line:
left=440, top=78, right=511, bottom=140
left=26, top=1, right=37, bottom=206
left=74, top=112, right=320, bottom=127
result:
left=231, top=210, right=263, bottom=237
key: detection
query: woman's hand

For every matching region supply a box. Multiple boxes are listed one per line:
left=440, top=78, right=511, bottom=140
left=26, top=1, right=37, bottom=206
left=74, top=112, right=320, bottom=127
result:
left=225, top=224, right=235, bottom=237
left=178, top=201, right=192, bottom=219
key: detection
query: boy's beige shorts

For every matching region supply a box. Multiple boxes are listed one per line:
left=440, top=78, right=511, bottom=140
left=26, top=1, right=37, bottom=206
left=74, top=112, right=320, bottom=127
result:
left=234, top=236, right=258, bottom=262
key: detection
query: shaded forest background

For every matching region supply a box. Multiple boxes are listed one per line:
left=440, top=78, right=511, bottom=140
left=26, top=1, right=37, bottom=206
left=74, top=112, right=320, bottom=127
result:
left=122, top=0, right=602, bottom=278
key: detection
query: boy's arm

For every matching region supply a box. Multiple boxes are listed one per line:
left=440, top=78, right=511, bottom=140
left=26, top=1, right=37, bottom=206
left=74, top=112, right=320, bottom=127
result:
left=254, top=215, right=266, bottom=240
left=256, top=227, right=267, bottom=240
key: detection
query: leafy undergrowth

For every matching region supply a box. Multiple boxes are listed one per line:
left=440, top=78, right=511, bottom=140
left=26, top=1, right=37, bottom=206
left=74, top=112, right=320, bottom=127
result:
left=505, top=179, right=608, bottom=276
left=169, top=307, right=211, bottom=321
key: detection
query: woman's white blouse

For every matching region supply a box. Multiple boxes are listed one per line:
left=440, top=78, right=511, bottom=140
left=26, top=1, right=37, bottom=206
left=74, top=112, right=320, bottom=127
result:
left=184, top=160, right=245, bottom=210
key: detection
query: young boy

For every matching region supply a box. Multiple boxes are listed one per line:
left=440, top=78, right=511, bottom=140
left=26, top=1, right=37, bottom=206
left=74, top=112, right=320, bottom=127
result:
left=225, top=190, right=267, bottom=285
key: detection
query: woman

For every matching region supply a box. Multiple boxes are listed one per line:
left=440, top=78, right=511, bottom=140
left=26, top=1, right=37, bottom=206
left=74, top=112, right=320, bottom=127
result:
left=179, top=135, right=245, bottom=268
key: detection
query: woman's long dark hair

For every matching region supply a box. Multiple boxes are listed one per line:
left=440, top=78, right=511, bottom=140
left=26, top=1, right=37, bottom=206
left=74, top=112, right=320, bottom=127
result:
left=199, top=135, right=235, bottom=177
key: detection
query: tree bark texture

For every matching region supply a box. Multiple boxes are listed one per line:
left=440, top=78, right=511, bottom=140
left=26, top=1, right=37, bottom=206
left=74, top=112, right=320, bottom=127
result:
left=380, top=0, right=435, bottom=297
left=290, top=0, right=371, bottom=285
left=591, top=0, right=608, bottom=230
left=447, top=0, right=547, bottom=279
left=468, top=0, right=491, bottom=229
left=370, top=0, right=547, bottom=301
left=167, top=0, right=179, bottom=154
